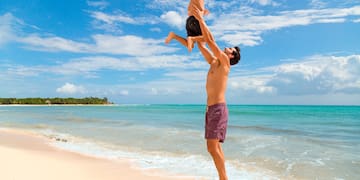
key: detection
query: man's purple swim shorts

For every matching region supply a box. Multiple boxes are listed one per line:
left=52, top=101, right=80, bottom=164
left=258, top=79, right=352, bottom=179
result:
left=205, top=103, right=228, bottom=143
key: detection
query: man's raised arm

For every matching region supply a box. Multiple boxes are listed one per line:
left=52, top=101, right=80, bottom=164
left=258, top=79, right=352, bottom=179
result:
left=192, top=6, right=228, bottom=64
left=198, top=42, right=216, bottom=64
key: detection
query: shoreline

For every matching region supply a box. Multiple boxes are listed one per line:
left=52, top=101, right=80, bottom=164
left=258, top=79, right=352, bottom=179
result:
left=0, top=128, right=194, bottom=180
left=0, top=104, right=117, bottom=106
left=2, top=104, right=359, bottom=106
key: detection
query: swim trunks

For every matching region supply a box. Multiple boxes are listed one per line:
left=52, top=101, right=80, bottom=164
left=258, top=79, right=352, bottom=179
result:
left=186, top=16, right=202, bottom=37
left=205, top=103, right=228, bottom=143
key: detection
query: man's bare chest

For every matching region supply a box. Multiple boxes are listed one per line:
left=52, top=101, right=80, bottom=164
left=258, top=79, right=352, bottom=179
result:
left=208, top=59, right=220, bottom=74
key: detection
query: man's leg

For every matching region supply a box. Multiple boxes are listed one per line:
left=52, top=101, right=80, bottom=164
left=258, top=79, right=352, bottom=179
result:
left=207, top=139, right=228, bottom=180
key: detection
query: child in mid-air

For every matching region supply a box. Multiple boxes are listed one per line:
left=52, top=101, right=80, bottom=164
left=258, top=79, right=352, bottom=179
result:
left=165, top=0, right=209, bottom=52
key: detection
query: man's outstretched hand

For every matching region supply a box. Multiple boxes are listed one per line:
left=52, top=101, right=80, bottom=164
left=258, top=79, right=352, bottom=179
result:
left=192, top=5, right=203, bottom=21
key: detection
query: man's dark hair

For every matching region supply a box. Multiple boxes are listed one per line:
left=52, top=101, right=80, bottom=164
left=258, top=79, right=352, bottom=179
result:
left=230, top=46, right=241, bottom=66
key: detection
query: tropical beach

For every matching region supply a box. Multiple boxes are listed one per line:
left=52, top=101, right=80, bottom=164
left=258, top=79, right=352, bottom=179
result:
left=1, top=0, right=360, bottom=179
left=0, top=128, right=193, bottom=180
left=1, top=105, right=359, bottom=179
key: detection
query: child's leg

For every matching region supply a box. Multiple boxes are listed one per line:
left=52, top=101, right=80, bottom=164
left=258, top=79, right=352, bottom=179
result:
left=187, top=35, right=204, bottom=52
left=188, top=0, right=205, bottom=14
left=189, top=35, right=204, bottom=42
left=165, top=32, right=205, bottom=52
left=165, top=32, right=188, bottom=47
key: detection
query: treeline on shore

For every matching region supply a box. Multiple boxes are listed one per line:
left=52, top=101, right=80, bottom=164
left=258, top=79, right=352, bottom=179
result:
left=0, top=97, right=111, bottom=105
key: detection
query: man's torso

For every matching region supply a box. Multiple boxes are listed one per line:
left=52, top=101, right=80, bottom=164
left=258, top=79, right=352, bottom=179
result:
left=206, top=58, right=229, bottom=106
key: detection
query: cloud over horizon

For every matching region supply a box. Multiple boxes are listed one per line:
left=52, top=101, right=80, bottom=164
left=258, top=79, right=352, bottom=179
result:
left=56, top=83, right=86, bottom=94
left=229, top=54, right=360, bottom=96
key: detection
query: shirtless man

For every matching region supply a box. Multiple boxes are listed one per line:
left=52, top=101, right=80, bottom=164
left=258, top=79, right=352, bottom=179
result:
left=191, top=5, right=241, bottom=180
left=165, top=0, right=209, bottom=52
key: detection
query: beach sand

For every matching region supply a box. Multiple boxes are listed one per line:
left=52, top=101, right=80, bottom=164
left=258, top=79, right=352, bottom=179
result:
left=0, top=129, right=193, bottom=180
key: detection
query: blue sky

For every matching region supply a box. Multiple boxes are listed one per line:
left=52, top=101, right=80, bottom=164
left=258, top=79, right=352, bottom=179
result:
left=0, top=0, right=359, bottom=105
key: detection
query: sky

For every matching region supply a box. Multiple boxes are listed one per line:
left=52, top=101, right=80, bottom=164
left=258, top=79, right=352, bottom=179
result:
left=0, top=0, right=360, bottom=105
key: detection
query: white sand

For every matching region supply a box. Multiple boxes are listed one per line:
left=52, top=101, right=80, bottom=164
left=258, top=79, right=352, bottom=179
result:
left=0, top=129, right=194, bottom=180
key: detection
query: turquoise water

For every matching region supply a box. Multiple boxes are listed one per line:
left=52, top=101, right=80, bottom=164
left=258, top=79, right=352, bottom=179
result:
left=0, top=105, right=359, bottom=179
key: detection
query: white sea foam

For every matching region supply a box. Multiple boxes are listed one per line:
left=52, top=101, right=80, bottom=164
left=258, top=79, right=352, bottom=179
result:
left=36, top=129, right=279, bottom=180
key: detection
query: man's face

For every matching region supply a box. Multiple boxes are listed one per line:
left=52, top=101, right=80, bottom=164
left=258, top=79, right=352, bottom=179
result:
left=224, top=47, right=236, bottom=59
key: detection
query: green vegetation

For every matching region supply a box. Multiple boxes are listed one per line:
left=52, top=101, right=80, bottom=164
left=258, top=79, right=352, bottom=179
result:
left=0, top=97, right=111, bottom=105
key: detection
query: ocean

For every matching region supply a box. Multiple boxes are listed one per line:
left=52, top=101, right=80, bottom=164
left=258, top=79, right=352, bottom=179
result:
left=0, top=105, right=359, bottom=179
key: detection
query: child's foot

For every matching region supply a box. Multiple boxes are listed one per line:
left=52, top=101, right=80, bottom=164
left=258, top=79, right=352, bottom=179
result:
left=187, top=37, right=194, bottom=52
left=165, top=32, right=174, bottom=44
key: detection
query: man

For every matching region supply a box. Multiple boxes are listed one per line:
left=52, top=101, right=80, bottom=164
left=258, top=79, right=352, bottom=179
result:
left=165, top=0, right=209, bottom=52
left=191, top=5, right=241, bottom=180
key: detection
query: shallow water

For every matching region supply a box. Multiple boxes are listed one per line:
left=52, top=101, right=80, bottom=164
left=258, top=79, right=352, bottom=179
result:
left=0, top=105, right=359, bottom=179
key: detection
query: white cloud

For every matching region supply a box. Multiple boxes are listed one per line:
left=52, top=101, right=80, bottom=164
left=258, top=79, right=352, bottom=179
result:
left=19, top=34, right=90, bottom=52
left=91, top=34, right=177, bottom=56
left=267, top=55, right=360, bottom=95
left=79, top=55, right=360, bottom=104
left=315, top=18, right=346, bottom=23
left=16, top=33, right=178, bottom=56
left=211, top=6, right=360, bottom=46
left=53, top=56, right=128, bottom=75
left=151, top=88, right=158, bottom=95
left=219, top=31, right=262, bottom=47
left=5, top=54, right=360, bottom=98
left=143, top=79, right=202, bottom=96
left=150, top=27, right=162, bottom=32
left=0, top=13, right=16, bottom=46
left=18, top=34, right=177, bottom=56
left=120, top=90, right=129, bottom=96
left=147, top=0, right=187, bottom=12
left=2, top=53, right=207, bottom=78
left=88, top=11, right=160, bottom=33
left=309, top=0, right=327, bottom=9
left=354, top=18, right=360, bottom=23
left=160, top=11, right=184, bottom=29
left=87, top=0, right=109, bottom=9
left=250, top=0, right=279, bottom=6
left=6, top=65, right=42, bottom=77
left=42, top=54, right=205, bottom=76
left=227, top=54, right=360, bottom=97
left=4, top=4, right=360, bottom=51
left=2, top=13, right=176, bottom=55
left=229, top=75, right=275, bottom=95
left=56, top=83, right=86, bottom=94
left=164, top=71, right=207, bottom=81
left=89, top=11, right=136, bottom=24
left=3, top=53, right=360, bottom=104
left=86, top=5, right=360, bottom=47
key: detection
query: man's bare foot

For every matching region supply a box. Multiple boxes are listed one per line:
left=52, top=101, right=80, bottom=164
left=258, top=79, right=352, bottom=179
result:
left=165, top=32, right=174, bottom=44
left=187, top=37, right=194, bottom=52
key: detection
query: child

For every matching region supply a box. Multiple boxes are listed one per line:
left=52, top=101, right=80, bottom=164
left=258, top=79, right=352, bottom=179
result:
left=165, top=0, right=209, bottom=52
